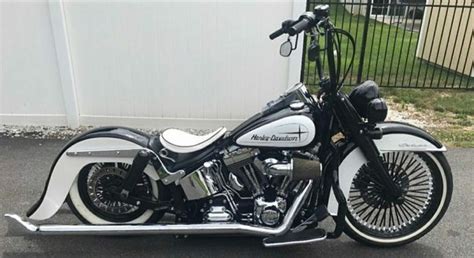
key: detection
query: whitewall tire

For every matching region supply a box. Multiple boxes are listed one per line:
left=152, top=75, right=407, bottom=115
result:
left=342, top=152, right=453, bottom=247
left=67, top=163, right=162, bottom=224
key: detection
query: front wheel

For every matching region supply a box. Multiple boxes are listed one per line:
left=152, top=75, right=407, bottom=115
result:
left=343, top=151, right=452, bottom=247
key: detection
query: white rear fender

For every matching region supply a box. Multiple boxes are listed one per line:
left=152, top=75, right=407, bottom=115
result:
left=27, top=128, right=160, bottom=221
left=327, top=122, right=446, bottom=215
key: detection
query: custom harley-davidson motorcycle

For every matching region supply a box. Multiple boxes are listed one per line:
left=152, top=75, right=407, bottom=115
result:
left=6, top=5, right=452, bottom=247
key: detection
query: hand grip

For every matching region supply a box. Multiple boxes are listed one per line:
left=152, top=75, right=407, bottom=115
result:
left=288, top=17, right=311, bottom=36
left=269, top=28, right=285, bottom=40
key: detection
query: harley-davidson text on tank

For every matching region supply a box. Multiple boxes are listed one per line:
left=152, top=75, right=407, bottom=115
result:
left=236, top=116, right=316, bottom=147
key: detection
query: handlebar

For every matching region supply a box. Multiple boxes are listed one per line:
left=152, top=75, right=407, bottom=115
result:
left=288, top=14, right=314, bottom=36
left=269, top=5, right=329, bottom=40
left=269, top=19, right=297, bottom=40
left=269, top=28, right=285, bottom=40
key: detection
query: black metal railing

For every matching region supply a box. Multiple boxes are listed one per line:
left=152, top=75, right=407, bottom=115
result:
left=302, top=0, right=474, bottom=89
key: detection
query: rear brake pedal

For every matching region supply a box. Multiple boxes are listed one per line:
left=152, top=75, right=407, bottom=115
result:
left=263, top=228, right=326, bottom=247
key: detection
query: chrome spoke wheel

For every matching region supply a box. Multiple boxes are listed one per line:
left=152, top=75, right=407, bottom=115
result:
left=347, top=151, right=440, bottom=239
left=86, top=163, right=151, bottom=215
left=70, top=162, right=157, bottom=223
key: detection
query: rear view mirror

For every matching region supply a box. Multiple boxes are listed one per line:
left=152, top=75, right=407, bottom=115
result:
left=280, top=40, right=293, bottom=57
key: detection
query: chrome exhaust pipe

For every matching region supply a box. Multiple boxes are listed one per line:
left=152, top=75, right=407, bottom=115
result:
left=5, top=180, right=312, bottom=236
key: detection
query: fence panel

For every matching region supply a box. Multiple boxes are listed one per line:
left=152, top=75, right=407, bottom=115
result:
left=303, top=0, right=474, bottom=89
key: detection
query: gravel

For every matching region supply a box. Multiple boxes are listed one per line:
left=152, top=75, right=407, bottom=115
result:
left=0, top=101, right=427, bottom=140
left=386, top=102, right=428, bottom=128
left=0, top=125, right=212, bottom=140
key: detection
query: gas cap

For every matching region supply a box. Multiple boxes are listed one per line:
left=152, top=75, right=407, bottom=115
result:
left=289, top=101, right=305, bottom=110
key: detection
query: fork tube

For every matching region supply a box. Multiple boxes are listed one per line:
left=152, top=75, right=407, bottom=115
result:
left=333, top=95, right=402, bottom=198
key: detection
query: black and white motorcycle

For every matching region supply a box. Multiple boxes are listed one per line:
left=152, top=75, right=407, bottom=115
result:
left=6, top=5, right=452, bottom=247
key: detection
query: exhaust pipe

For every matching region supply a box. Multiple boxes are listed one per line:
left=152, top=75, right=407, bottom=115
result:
left=5, top=180, right=312, bottom=236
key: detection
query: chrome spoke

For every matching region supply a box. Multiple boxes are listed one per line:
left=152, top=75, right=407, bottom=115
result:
left=86, top=163, right=152, bottom=216
left=348, top=151, right=434, bottom=234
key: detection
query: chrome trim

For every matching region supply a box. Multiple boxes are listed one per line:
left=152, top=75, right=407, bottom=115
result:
left=263, top=234, right=326, bottom=247
left=228, top=173, right=244, bottom=191
left=205, top=206, right=233, bottom=222
left=5, top=180, right=313, bottom=237
left=265, top=159, right=293, bottom=177
left=66, top=149, right=141, bottom=158
left=158, top=148, right=176, bottom=163
left=243, top=165, right=263, bottom=196
left=4, top=214, right=38, bottom=235
left=66, top=148, right=185, bottom=185
left=179, top=167, right=219, bottom=200
left=277, top=176, right=292, bottom=197
left=289, top=101, right=305, bottom=110
left=255, top=196, right=287, bottom=226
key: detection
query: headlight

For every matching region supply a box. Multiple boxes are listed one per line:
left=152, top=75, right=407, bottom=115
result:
left=349, top=80, right=380, bottom=118
left=367, top=98, right=388, bottom=124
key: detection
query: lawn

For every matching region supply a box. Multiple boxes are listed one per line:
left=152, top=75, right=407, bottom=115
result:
left=381, top=88, right=474, bottom=147
left=303, top=4, right=474, bottom=90
left=303, top=3, right=474, bottom=147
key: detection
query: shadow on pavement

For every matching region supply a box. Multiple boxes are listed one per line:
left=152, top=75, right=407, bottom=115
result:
left=2, top=233, right=443, bottom=258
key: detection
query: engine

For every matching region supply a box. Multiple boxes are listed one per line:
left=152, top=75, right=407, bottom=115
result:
left=179, top=146, right=321, bottom=226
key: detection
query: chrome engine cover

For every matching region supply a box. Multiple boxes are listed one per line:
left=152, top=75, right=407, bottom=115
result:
left=179, top=161, right=220, bottom=200
left=255, top=196, right=287, bottom=226
left=180, top=147, right=320, bottom=227
left=204, top=206, right=233, bottom=222
left=256, top=155, right=322, bottom=180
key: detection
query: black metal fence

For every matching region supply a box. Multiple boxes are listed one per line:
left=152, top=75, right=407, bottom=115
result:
left=302, top=0, right=474, bottom=89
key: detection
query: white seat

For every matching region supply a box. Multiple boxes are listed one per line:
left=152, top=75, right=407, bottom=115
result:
left=160, top=127, right=227, bottom=153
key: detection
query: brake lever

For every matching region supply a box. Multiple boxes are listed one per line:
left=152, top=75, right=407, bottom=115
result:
left=291, top=33, right=299, bottom=50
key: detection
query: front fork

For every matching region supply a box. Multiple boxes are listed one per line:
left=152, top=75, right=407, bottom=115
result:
left=314, top=94, right=402, bottom=238
left=334, top=93, right=402, bottom=199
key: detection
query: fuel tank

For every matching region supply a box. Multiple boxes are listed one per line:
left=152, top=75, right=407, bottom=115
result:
left=231, top=106, right=317, bottom=148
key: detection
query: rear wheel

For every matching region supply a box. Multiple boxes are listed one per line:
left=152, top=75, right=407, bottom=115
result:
left=343, top=151, right=452, bottom=247
left=67, top=162, right=166, bottom=224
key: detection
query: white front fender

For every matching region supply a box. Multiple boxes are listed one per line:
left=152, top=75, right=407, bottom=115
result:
left=328, top=131, right=446, bottom=215
left=28, top=138, right=159, bottom=221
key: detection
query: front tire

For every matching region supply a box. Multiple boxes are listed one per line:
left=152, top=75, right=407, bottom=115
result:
left=343, top=151, right=452, bottom=247
left=67, top=162, right=166, bottom=224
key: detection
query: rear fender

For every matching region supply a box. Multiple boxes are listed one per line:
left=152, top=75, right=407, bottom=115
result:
left=27, top=127, right=160, bottom=221
left=327, top=122, right=446, bottom=215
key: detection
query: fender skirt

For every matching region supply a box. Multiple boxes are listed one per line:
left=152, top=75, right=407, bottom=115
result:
left=327, top=121, right=446, bottom=215
left=26, top=127, right=160, bottom=221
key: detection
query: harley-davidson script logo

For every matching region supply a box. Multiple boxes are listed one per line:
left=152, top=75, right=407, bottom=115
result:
left=250, top=125, right=309, bottom=142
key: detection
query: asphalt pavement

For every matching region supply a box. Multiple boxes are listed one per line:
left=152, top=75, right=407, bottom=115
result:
left=0, top=137, right=472, bottom=257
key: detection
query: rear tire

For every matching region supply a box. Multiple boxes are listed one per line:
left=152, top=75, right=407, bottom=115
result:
left=67, top=162, right=167, bottom=224
left=342, top=152, right=452, bottom=247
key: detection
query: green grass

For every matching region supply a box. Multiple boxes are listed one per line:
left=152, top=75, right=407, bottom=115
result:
left=381, top=88, right=474, bottom=116
left=429, top=129, right=474, bottom=148
left=381, top=88, right=474, bottom=147
left=303, top=4, right=474, bottom=147
left=304, top=4, right=474, bottom=90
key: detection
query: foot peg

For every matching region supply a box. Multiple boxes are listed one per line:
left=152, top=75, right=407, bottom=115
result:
left=263, top=228, right=326, bottom=247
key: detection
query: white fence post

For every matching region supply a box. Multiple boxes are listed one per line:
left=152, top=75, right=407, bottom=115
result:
left=48, top=0, right=79, bottom=128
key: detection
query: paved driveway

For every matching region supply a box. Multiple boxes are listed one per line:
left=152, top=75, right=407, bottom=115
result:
left=0, top=138, right=472, bottom=257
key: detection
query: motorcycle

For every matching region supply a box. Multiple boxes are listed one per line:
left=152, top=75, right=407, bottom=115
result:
left=5, top=5, right=452, bottom=247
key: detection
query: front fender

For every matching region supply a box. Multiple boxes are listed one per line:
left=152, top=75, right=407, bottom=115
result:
left=27, top=127, right=160, bottom=221
left=327, top=121, right=446, bottom=215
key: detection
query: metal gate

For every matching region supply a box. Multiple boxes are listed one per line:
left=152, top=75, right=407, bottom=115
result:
left=302, top=0, right=474, bottom=89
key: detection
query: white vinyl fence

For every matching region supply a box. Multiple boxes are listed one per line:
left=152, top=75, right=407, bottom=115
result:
left=0, top=0, right=305, bottom=129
